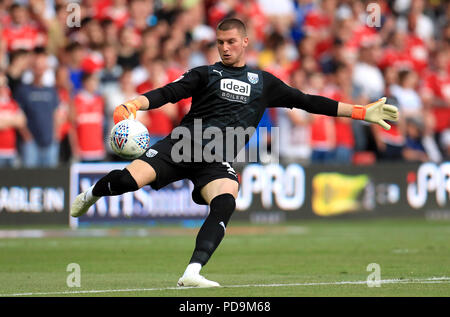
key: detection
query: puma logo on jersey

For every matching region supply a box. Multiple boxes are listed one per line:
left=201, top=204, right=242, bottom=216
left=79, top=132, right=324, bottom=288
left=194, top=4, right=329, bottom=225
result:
left=213, top=69, right=223, bottom=76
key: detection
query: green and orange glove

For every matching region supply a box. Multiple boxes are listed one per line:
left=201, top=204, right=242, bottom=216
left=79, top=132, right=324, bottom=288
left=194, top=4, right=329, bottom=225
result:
left=113, top=100, right=142, bottom=125
left=352, top=97, right=399, bottom=130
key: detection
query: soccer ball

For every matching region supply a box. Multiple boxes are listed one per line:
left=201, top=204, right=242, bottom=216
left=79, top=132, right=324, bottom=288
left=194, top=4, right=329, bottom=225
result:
left=110, top=119, right=150, bottom=159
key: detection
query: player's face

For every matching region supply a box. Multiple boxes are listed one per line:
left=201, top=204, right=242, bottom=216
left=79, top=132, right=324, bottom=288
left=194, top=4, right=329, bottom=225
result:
left=216, top=28, right=248, bottom=67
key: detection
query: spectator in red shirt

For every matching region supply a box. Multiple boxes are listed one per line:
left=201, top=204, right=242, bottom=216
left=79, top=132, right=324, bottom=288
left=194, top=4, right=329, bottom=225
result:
left=378, top=30, right=428, bottom=75
left=420, top=48, right=450, bottom=159
left=128, top=0, right=155, bottom=33
left=102, top=0, right=130, bottom=28
left=71, top=72, right=106, bottom=162
left=2, top=3, right=45, bottom=52
left=306, top=72, right=336, bottom=163
left=420, top=50, right=450, bottom=137
left=54, top=65, right=73, bottom=165
left=332, top=64, right=355, bottom=164
left=0, top=71, right=26, bottom=167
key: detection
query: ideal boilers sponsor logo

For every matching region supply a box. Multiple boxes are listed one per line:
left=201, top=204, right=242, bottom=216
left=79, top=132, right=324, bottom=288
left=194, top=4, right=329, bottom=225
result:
left=236, top=163, right=305, bottom=211
left=0, top=186, right=64, bottom=213
left=407, top=162, right=450, bottom=209
left=220, top=78, right=251, bottom=103
left=70, top=163, right=208, bottom=228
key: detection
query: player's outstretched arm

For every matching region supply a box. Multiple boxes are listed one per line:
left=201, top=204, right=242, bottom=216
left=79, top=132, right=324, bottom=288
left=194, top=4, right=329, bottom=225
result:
left=112, top=66, right=208, bottom=125
left=262, top=72, right=399, bottom=131
left=337, top=97, right=399, bottom=130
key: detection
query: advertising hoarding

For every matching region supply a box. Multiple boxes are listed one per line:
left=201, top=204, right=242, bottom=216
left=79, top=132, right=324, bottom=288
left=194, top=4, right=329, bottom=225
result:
left=0, top=167, right=69, bottom=225
left=233, top=162, right=450, bottom=221
left=69, top=163, right=208, bottom=228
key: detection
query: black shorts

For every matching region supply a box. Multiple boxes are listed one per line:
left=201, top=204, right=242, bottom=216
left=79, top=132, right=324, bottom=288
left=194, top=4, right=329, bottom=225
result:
left=137, top=137, right=239, bottom=205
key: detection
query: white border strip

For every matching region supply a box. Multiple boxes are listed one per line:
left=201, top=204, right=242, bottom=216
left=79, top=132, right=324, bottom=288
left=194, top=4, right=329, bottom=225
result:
left=1, top=277, right=449, bottom=297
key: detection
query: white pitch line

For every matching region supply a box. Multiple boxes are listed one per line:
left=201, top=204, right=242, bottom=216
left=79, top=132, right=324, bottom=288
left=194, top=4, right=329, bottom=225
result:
left=1, top=277, right=449, bottom=297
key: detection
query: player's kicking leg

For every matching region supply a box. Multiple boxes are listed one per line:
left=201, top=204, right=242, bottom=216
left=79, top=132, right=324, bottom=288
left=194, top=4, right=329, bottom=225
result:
left=70, top=160, right=156, bottom=217
left=177, top=178, right=239, bottom=288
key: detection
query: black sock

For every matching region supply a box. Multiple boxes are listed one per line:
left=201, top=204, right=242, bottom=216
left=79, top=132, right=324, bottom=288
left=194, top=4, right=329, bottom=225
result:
left=189, top=193, right=236, bottom=266
left=92, top=169, right=139, bottom=197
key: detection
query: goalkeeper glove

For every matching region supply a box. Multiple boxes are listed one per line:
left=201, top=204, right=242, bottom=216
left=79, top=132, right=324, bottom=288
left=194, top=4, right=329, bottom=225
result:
left=113, top=100, right=142, bottom=124
left=351, top=97, right=399, bottom=130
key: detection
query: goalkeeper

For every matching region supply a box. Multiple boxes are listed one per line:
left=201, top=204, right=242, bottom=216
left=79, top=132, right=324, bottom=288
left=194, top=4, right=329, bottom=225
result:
left=71, top=18, right=398, bottom=288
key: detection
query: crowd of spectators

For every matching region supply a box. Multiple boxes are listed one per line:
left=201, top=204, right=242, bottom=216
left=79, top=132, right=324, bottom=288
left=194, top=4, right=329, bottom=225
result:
left=0, top=0, right=448, bottom=168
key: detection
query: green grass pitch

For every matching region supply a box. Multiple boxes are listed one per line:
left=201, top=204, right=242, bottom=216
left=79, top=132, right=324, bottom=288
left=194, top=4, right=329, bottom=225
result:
left=0, top=218, right=449, bottom=297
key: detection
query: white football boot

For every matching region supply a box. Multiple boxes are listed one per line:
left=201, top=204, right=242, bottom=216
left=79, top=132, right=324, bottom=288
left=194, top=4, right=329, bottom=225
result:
left=177, top=274, right=220, bottom=288
left=70, top=191, right=99, bottom=217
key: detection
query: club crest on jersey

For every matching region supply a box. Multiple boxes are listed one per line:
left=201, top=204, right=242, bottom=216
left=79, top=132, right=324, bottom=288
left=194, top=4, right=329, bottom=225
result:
left=247, top=72, right=259, bottom=84
left=146, top=148, right=158, bottom=158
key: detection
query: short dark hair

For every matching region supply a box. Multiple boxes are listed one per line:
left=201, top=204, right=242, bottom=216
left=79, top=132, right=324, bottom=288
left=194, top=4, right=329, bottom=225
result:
left=9, top=49, right=29, bottom=63
left=33, top=46, right=46, bottom=55
left=81, top=71, right=96, bottom=83
left=65, top=41, right=83, bottom=53
left=216, top=18, right=247, bottom=36
left=398, top=69, right=412, bottom=84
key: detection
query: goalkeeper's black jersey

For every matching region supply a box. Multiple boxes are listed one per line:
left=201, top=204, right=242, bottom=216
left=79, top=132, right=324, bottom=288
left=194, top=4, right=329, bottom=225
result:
left=143, top=62, right=338, bottom=162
